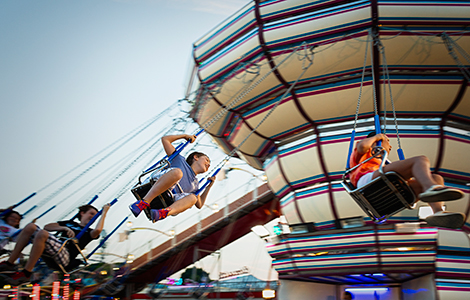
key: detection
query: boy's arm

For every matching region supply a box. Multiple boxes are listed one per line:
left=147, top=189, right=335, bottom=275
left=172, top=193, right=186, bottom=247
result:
left=195, top=176, right=215, bottom=209
left=354, top=134, right=387, bottom=161
left=90, top=204, right=111, bottom=239
left=161, top=134, right=196, bottom=156
left=44, top=222, right=75, bottom=238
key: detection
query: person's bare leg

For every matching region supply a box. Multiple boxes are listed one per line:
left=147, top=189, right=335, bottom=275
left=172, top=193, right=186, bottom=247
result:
left=167, top=195, right=198, bottom=216
left=23, top=230, right=49, bottom=272
left=408, top=174, right=445, bottom=213
left=409, top=174, right=464, bottom=228
left=7, top=223, right=37, bottom=264
left=373, top=155, right=436, bottom=191
left=143, top=169, right=183, bottom=205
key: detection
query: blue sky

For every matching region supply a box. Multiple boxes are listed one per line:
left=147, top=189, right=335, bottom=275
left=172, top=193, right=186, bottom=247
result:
left=0, top=0, right=256, bottom=231
left=0, top=0, right=247, bottom=207
left=0, top=0, right=278, bottom=282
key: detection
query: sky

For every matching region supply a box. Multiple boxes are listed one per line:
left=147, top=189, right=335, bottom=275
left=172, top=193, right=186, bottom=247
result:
left=0, top=0, right=277, bottom=282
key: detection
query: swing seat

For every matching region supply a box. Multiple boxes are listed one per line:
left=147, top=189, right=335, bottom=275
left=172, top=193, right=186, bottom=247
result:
left=41, top=237, right=88, bottom=274
left=342, top=148, right=416, bottom=223
left=131, top=159, right=175, bottom=219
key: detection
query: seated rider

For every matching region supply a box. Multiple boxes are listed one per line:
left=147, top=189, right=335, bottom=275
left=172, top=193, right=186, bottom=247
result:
left=0, top=204, right=110, bottom=285
left=350, top=132, right=465, bottom=228
left=129, top=133, right=215, bottom=223
left=0, top=209, right=22, bottom=251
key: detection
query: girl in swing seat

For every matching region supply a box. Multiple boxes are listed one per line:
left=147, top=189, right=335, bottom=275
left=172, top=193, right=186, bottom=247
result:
left=350, top=132, right=465, bottom=229
left=129, top=134, right=215, bottom=223
left=0, top=204, right=110, bottom=285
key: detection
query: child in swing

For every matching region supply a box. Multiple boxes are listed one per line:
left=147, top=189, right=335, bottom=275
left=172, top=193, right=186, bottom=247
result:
left=0, top=209, right=22, bottom=252
left=129, top=134, right=215, bottom=223
left=350, top=132, right=465, bottom=229
left=0, top=204, right=110, bottom=285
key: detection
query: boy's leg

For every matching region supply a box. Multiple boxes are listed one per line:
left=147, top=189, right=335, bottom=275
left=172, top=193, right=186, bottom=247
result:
left=0, top=226, right=50, bottom=285
left=375, top=155, right=435, bottom=191
left=23, top=229, right=50, bottom=272
left=151, top=194, right=197, bottom=223
left=143, top=169, right=183, bottom=204
left=375, top=155, right=463, bottom=202
left=408, top=176, right=465, bottom=229
left=130, top=168, right=183, bottom=217
left=6, top=223, right=38, bottom=264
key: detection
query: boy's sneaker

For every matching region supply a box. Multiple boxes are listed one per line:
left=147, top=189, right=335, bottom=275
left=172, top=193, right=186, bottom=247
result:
left=419, top=185, right=464, bottom=203
left=0, top=271, right=30, bottom=285
left=150, top=208, right=170, bottom=223
left=426, top=211, right=466, bottom=229
left=129, top=200, right=150, bottom=217
left=0, top=261, right=16, bottom=273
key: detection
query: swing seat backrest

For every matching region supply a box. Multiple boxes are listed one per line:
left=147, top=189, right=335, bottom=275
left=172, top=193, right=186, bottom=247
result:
left=342, top=149, right=416, bottom=223
left=131, top=159, right=175, bottom=208
left=41, top=237, right=88, bottom=274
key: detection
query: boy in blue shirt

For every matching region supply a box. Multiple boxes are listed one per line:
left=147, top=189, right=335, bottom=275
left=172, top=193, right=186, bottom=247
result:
left=129, top=134, right=215, bottom=223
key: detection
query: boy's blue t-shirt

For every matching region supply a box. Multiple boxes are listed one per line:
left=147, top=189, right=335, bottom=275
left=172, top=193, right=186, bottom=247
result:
left=170, top=154, right=198, bottom=194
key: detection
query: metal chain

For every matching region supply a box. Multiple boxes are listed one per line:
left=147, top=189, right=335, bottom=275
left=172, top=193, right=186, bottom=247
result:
left=203, top=46, right=315, bottom=179
left=378, top=40, right=402, bottom=150
left=442, top=33, right=470, bottom=82
left=353, top=30, right=370, bottom=131
left=370, top=29, right=379, bottom=117
left=196, top=42, right=313, bottom=134
left=33, top=105, right=177, bottom=212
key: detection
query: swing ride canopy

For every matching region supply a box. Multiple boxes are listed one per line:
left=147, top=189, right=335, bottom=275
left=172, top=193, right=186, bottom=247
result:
left=189, top=0, right=470, bottom=229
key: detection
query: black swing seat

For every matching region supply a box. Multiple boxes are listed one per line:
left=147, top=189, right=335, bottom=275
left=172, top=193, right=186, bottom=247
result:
left=41, top=237, right=88, bottom=274
left=342, top=148, right=416, bottom=223
left=130, top=159, right=176, bottom=221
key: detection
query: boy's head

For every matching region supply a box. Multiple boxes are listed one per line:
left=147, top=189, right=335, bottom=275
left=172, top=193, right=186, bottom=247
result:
left=77, top=204, right=99, bottom=223
left=186, top=152, right=211, bottom=174
left=2, top=210, right=21, bottom=229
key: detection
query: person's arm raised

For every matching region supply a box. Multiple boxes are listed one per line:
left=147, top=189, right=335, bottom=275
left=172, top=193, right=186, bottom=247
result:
left=161, top=134, right=196, bottom=156
left=195, top=176, right=215, bottom=209
left=356, top=134, right=387, bottom=155
left=90, top=204, right=111, bottom=239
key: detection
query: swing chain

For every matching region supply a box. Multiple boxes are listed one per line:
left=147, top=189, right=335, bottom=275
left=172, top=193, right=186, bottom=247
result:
left=370, top=29, right=379, bottom=118
left=353, top=30, right=371, bottom=131
left=202, top=44, right=315, bottom=180
left=377, top=39, right=403, bottom=151
left=441, top=32, right=470, bottom=82
left=198, top=42, right=312, bottom=134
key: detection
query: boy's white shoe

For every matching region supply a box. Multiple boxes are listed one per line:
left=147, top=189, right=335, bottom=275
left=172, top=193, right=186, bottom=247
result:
left=419, top=185, right=464, bottom=203
left=425, top=211, right=466, bottom=229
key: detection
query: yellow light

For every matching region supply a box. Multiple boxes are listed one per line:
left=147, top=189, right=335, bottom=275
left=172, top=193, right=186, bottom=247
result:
left=211, top=203, right=220, bottom=213
left=397, top=247, right=410, bottom=251
left=262, top=289, right=275, bottom=299
left=100, top=270, right=108, bottom=275
left=3, top=285, right=11, bottom=289
left=168, top=229, right=175, bottom=237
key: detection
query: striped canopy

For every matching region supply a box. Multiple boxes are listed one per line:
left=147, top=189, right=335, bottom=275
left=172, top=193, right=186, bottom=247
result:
left=190, top=0, right=470, bottom=227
